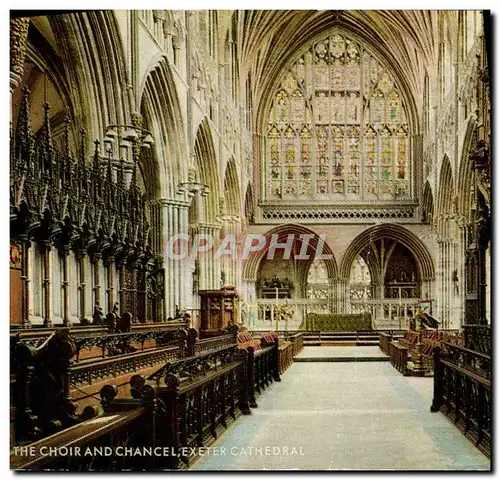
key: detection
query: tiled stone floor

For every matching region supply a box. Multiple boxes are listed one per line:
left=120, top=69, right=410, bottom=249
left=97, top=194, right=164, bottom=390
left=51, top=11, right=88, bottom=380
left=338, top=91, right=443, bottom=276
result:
left=193, top=359, right=490, bottom=471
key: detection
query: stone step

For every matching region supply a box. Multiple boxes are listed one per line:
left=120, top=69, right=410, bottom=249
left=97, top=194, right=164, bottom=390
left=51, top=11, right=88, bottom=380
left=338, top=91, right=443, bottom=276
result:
left=294, top=356, right=391, bottom=363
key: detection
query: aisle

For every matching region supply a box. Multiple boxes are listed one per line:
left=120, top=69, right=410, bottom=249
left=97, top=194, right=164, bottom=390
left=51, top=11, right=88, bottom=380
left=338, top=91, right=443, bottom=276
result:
left=193, top=357, right=490, bottom=471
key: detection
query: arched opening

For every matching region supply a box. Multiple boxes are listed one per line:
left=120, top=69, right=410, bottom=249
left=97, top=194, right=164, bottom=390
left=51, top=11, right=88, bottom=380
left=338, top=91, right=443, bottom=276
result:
left=244, top=224, right=337, bottom=330
left=341, top=224, right=434, bottom=328
left=140, top=57, right=186, bottom=200
left=220, top=158, right=242, bottom=288
left=191, top=118, right=221, bottom=293
left=349, top=255, right=372, bottom=304
left=139, top=57, right=186, bottom=321
left=194, top=118, right=220, bottom=223
left=436, top=156, right=458, bottom=328
left=306, top=260, right=330, bottom=314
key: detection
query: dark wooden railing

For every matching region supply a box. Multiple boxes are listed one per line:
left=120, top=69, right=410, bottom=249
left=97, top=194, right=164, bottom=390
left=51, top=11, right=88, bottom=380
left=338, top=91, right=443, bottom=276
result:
left=463, top=325, right=491, bottom=356
left=250, top=331, right=304, bottom=376
left=10, top=323, right=238, bottom=446
left=431, top=343, right=491, bottom=458
left=10, top=409, right=150, bottom=471
left=379, top=332, right=392, bottom=355
left=288, top=332, right=304, bottom=357
left=388, top=341, right=408, bottom=375
left=11, top=326, right=306, bottom=470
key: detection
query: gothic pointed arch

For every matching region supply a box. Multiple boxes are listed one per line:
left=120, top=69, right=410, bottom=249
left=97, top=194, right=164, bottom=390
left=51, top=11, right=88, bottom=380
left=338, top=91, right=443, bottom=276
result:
left=12, top=11, right=132, bottom=156
left=47, top=11, right=131, bottom=146
left=243, top=224, right=338, bottom=282
left=457, top=116, right=478, bottom=221
left=340, top=224, right=435, bottom=282
left=222, top=157, right=242, bottom=217
left=194, top=118, right=220, bottom=222
left=140, top=56, right=187, bottom=199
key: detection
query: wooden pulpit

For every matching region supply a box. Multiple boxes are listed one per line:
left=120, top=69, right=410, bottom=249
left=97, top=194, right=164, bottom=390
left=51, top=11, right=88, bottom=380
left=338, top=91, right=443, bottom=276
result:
left=199, top=287, right=239, bottom=338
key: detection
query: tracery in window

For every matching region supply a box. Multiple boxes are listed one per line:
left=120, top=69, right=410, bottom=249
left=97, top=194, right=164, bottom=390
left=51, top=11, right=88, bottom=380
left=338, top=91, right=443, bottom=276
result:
left=265, top=32, right=411, bottom=202
left=307, top=260, right=329, bottom=300
left=349, top=255, right=372, bottom=300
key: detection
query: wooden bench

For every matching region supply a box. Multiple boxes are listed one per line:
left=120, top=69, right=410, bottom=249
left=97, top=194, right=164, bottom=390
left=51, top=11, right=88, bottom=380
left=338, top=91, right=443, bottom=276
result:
left=388, top=341, right=408, bottom=375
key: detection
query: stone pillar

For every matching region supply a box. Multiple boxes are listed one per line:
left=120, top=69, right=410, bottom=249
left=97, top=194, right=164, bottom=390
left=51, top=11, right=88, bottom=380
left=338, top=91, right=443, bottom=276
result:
left=198, top=224, right=207, bottom=290
left=173, top=205, right=179, bottom=312
left=457, top=220, right=467, bottom=326
left=233, top=218, right=243, bottom=291
left=42, top=241, right=52, bottom=327
left=437, top=235, right=458, bottom=330
left=161, top=197, right=192, bottom=317
left=178, top=201, right=190, bottom=311
left=206, top=224, right=222, bottom=289
left=436, top=239, right=445, bottom=328
left=61, top=245, right=71, bottom=327
left=160, top=199, right=173, bottom=317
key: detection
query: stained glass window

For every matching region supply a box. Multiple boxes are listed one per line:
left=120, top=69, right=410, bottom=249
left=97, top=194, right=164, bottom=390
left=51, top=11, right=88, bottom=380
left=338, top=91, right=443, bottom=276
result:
left=265, top=32, right=411, bottom=202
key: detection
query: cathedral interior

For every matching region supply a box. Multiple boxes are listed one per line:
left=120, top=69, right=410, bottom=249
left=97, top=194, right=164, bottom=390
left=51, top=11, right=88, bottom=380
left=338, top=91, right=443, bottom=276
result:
left=9, top=10, right=491, bottom=471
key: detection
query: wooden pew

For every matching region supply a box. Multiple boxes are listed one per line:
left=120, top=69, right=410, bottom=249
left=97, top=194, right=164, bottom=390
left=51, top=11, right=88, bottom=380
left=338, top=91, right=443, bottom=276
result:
left=10, top=327, right=298, bottom=471
left=388, top=341, right=408, bottom=375
left=103, top=344, right=250, bottom=469
left=379, top=332, right=392, bottom=355
left=10, top=324, right=187, bottom=445
left=431, top=342, right=491, bottom=458
left=10, top=409, right=149, bottom=471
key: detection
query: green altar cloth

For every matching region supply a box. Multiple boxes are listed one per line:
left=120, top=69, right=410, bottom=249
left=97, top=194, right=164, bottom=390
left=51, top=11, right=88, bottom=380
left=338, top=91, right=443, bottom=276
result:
left=302, top=312, right=372, bottom=331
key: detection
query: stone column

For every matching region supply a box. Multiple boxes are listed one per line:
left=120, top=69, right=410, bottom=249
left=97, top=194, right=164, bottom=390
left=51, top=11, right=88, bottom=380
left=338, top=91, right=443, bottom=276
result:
left=208, top=224, right=222, bottom=289
left=173, top=205, right=179, bottom=312
left=198, top=224, right=207, bottom=290
left=42, top=240, right=52, bottom=327
left=457, top=219, right=467, bottom=326
left=219, top=218, right=231, bottom=287
left=233, top=218, right=243, bottom=291
left=178, top=201, right=190, bottom=311
left=61, top=245, right=71, bottom=327
left=161, top=197, right=192, bottom=317
left=160, top=199, right=173, bottom=317
left=437, top=234, right=457, bottom=330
